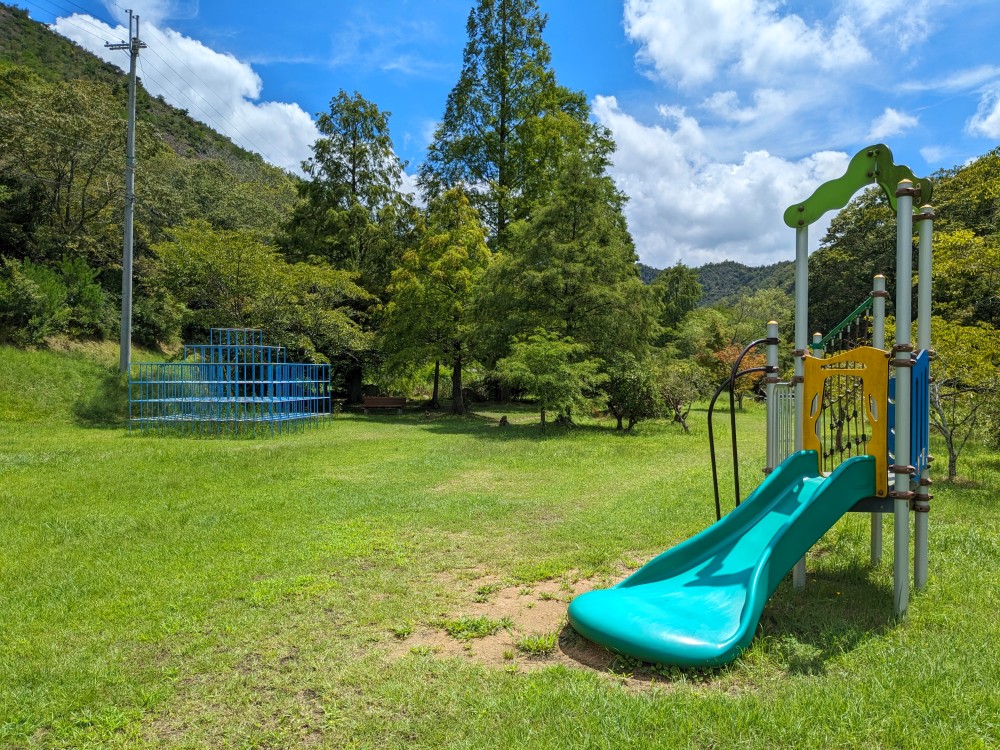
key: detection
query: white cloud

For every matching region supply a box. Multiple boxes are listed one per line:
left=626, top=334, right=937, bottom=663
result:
left=593, top=95, right=848, bottom=268
left=103, top=0, right=198, bottom=26
left=701, top=88, right=794, bottom=125
left=51, top=13, right=318, bottom=173
left=899, top=65, right=1000, bottom=94
left=919, top=146, right=946, bottom=164
left=623, top=0, right=869, bottom=88
left=844, top=0, right=930, bottom=49
left=866, top=108, right=918, bottom=141
left=967, top=89, right=1000, bottom=138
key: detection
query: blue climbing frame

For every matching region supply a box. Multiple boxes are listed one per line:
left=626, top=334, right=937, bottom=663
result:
left=128, top=328, right=331, bottom=435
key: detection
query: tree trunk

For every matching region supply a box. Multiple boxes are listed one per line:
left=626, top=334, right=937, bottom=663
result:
left=346, top=365, right=363, bottom=405
left=430, top=360, right=441, bottom=409
left=540, top=407, right=546, bottom=430
left=615, top=413, right=623, bottom=430
left=450, top=353, right=465, bottom=415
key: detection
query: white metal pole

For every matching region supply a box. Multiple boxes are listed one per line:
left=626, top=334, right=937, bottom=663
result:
left=793, top=226, right=808, bottom=589
left=871, top=274, right=887, bottom=565
left=893, top=180, right=915, bottom=617
left=765, top=321, right=780, bottom=472
left=914, top=205, right=934, bottom=590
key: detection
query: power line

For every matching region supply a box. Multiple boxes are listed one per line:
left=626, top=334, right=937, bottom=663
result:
left=140, top=47, right=273, bottom=158
left=143, top=34, right=279, bottom=154
left=21, top=0, right=115, bottom=45
left=136, top=55, right=268, bottom=158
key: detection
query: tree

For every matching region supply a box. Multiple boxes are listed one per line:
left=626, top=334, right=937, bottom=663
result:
left=0, top=67, right=138, bottom=269
left=713, top=343, right=766, bottom=409
left=927, top=317, right=1000, bottom=480
left=284, top=90, right=412, bottom=296
left=603, top=352, right=661, bottom=431
left=932, top=229, right=1000, bottom=329
left=495, top=329, right=604, bottom=428
left=656, top=355, right=713, bottom=433
left=382, top=188, right=491, bottom=414
left=810, top=187, right=900, bottom=335
left=651, top=263, right=702, bottom=334
left=419, top=0, right=577, bottom=251
left=151, top=220, right=372, bottom=364
left=482, top=147, right=659, bottom=365
left=725, top=287, right=794, bottom=347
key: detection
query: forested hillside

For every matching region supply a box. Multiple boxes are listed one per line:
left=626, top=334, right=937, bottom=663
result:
left=0, top=4, right=252, bottom=159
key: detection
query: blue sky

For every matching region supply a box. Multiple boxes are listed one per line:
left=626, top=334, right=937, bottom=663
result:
left=14, top=0, right=1000, bottom=268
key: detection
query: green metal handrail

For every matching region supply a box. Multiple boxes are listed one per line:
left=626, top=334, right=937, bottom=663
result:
left=811, top=296, right=874, bottom=352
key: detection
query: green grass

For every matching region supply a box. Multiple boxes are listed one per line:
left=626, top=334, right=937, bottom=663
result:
left=1, top=343, right=999, bottom=748
left=515, top=631, right=559, bottom=657
left=436, top=616, right=514, bottom=641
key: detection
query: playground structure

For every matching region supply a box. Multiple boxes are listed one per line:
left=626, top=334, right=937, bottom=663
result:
left=569, top=145, right=934, bottom=666
left=128, top=328, right=331, bottom=435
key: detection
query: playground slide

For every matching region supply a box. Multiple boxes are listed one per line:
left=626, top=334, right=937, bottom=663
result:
left=567, top=451, right=876, bottom=667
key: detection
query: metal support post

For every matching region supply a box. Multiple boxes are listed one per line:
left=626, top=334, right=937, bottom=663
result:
left=871, top=274, right=887, bottom=565
left=914, top=206, right=934, bottom=589
left=793, top=226, right=808, bottom=589
left=892, top=181, right=915, bottom=617
left=765, top=321, right=780, bottom=472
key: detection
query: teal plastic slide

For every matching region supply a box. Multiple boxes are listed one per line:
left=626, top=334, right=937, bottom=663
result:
left=567, top=451, right=876, bottom=667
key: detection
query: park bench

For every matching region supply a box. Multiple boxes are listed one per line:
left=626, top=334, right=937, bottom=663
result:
left=362, top=396, right=406, bottom=415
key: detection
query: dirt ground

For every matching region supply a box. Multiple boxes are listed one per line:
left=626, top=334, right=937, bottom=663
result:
left=386, top=568, right=684, bottom=688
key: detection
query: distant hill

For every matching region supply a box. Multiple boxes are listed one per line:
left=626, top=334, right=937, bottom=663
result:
left=636, top=262, right=660, bottom=284
left=636, top=258, right=794, bottom=306
left=695, top=259, right=794, bottom=305
left=0, top=3, right=260, bottom=163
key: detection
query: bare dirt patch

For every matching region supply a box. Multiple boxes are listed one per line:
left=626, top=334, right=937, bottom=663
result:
left=387, top=567, right=689, bottom=688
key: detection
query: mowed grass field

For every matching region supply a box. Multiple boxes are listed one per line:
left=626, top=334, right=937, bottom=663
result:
left=1, top=344, right=998, bottom=749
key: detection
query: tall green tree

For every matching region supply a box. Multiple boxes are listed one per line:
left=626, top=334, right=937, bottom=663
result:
left=651, top=262, right=702, bottom=334
left=419, top=0, right=582, bottom=251
left=284, top=90, right=413, bottom=295
left=485, top=147, right=658, bottom=364
left=0, top=66, right=136, bottom=268
left=382, top=188, right=491, bottom=414
left=809, top=187, right=900, bottom=336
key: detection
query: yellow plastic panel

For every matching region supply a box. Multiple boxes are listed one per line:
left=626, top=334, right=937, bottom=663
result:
left=802, top=346, right=890, bottom=496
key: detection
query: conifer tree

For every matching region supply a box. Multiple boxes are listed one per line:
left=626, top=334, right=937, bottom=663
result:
left=419, top=0, right=568, bottom=251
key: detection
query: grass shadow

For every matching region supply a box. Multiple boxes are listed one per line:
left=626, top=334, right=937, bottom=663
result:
left=72, top=367, right=129, bottom=429
left=758, top=562, right=896, bottom=674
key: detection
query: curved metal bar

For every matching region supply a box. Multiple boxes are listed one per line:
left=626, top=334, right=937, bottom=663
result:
left=708, top=339, right=768, bottom=521
left=729, top=339, right=769, bottom=504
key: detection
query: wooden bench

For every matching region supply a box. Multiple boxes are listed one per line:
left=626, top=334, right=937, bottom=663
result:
left=362, top=396, right=406, bottom=415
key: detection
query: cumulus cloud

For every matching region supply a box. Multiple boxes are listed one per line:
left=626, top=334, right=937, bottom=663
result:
left=967, top=89, right=1000, bottom=138
left=866, top=108, right=918, bottom=141
left=700, top=88, right=794, bottom=125
left=593, top=95, right=848, bottom=267
left=51, top=13, right=318, bottom=173
left=623, top=0, right=869, bottom=88
left=919, top=146, right=946, bottom=164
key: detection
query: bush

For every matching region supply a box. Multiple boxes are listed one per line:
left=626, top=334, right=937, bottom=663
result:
left=0, top=257, right=70, bottom=344
left=58, top=256, right=113, bottom=338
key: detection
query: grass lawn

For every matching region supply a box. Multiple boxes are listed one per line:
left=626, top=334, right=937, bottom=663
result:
left=1, top=344, right=998, bottom=748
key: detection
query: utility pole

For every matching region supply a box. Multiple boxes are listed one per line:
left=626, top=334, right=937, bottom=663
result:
left=107, top=12, right=146, bottom=374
